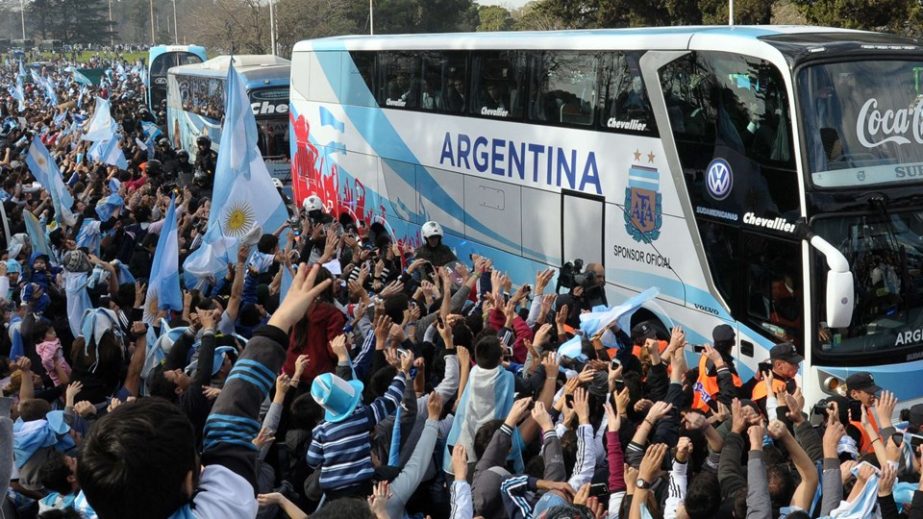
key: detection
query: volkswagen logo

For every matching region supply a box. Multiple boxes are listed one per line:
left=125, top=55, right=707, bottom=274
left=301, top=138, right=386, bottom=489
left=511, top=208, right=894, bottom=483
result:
left=705, top=158, right=733, bottom=200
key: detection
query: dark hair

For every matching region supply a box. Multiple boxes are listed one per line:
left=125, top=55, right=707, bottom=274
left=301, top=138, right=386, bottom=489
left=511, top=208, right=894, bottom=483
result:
left=369, top=366, right=398, bottom=400
left=684, top=471, right=720, bottom=518
left=19, top=398, right=52, bottom=421
left=238, top=303, right=262, bottom=328
left=147, top=365, right=179, bottom=403
left=39, top=451, right=74, bottom=495
left=464, top=313, right=483, bottom=336
left=289, top=392, right=324, bottom=431
left=451, top=323, right=473, bottom=349
left=257, top=234, right=279, bottom=254
left=33, top=318, right=54, bottom=341
left=474, top=335, right=502, bottom=370
left=766, top=463, right=794, bottom=510
left=383, top=293, right=409, bottom=325
left=77, top=398, right=197, bottom=519
left=310, top=498, right=372, bottom=519
left=473, top=419, right=504, bottom=460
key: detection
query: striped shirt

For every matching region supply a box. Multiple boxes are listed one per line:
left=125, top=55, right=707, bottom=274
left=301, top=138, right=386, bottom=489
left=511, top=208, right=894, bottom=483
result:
left=306, top=373, right=407, bottom=491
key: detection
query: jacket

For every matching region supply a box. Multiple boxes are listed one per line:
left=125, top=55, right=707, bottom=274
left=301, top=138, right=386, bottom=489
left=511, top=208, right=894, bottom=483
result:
left=283, top=301, right=346, bottom=383
left=414, top=242, right=457, bottom=267
left=691, top=354, right=742, bottom=412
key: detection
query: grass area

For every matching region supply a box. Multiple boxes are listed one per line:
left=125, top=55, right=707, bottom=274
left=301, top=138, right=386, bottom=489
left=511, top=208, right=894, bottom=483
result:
left=31, top=50, right=147, bottom=64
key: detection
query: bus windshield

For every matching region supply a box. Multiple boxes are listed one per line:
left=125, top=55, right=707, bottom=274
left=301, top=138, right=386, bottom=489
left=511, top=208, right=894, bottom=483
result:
left=814, top=209, right=923, bottom=356
left=799, top=59, right=923, bottom=188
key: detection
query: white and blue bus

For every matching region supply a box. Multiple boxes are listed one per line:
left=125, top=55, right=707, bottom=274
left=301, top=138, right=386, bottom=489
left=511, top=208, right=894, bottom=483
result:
left=147, top=44, right=207, bottom=114
left=166, top=55, right=292, bottom=184
left=290, top=27, right=923, bottom=409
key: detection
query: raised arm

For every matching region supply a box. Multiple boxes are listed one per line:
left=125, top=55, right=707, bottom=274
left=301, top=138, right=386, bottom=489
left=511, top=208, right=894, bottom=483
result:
left=768, top=419, right=818, bottom=511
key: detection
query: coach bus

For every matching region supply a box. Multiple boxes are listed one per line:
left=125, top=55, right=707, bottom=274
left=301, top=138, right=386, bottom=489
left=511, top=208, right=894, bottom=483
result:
left=166, top=54, right=291, bottom=184
left=147, top=44, right=207, bottom=115
left=289, top=27, right=923, bottom=409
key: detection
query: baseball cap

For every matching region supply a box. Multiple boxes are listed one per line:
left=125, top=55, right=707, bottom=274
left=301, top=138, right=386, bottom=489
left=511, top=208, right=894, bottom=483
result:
left=845, top=372, right=881, bottom=395
left=712, top=324, right=735, bottom=344
left=908, top=403, right=923, bottom=430
left=769, top=342, right=803, bottom=364
left=631, top=321, right=658, bottom=345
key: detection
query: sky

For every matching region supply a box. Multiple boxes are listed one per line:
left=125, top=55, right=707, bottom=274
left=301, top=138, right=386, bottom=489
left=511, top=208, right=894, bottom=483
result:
left=475, top=0, right=531, bottom=9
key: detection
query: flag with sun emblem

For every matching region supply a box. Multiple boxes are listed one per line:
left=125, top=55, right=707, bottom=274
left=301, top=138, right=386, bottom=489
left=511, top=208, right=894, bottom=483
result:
left=184, top=61, right=287, bottom=285
left=26, top=138, right=75, bottom=227
left=144, top=196, right=182, bottom=324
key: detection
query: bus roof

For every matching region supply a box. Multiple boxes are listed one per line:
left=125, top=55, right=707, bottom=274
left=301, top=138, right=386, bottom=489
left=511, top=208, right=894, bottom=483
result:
left=150, top=44, right=207, bottom=61
left=293, top=25, right=875, bottom=53
left=169, top=55, right=290, bottom=87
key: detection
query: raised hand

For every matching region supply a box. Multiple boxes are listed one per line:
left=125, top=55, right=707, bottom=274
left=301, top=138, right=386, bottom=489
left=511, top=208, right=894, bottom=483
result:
left=427, top=392, right=444, bottom=421
left=268, top=264, right=332, bottom=333
left=604, top=402, right=621, bottom=432
left=574, top=387, right=591, bottom=425
left=646, top=400, right=673, bottom=423
left=505, top=396, right=533, bottom=427
left=451, top=444, right=468, bottom=481
left=639, top=443, right=669, bottom=481
left=676, top=436, right=693, bottom=463
left=531, top=401, right=554, bottom=432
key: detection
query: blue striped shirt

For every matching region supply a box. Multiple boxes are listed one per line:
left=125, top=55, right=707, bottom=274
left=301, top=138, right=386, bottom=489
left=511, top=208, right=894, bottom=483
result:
left=306, top=373, right=407, bottom=490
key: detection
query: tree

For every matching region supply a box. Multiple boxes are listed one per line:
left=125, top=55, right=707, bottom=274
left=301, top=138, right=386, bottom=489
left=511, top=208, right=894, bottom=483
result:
left=700, top=0, right=772, bottom=24
left=51, top=0, right=116, bottom=44
left=792, top=0, right=913, bottom=31
left=477, top=5, right=513, bottom=31
left=29, top=0, right=54, bottom=40
left=512, top=1, right=570, bottom=30
left=347, top=0, right=476, bottom=35
left=186, top=0, right=268, bottom=54
left=275, top=0, right=355, bottom=57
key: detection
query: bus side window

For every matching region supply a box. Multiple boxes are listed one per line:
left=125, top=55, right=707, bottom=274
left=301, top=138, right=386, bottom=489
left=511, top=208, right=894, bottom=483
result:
left=421, top=51, right=468, bottom=114
left=471, top=50, right=526, bottom=119
left=378, top=52, right=421, bottom=109
left=600, top=51, right=657, bottom=135
left=528, top=51, right=597, bottom=126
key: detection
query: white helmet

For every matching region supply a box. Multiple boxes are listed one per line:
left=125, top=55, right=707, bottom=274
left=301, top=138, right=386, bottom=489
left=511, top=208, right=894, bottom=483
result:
left=421, top=221, right=444, bottom=239
left=302, top=195, right=324, bottom=213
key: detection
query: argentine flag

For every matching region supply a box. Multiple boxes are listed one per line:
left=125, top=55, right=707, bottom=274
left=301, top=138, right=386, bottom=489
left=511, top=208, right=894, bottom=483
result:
left=82, top=97, right=115, bottom=142
left=144, top=196, right=182, bottom=324
left=25, top=138, right=76, bottom=226
left=183, top=61, right=287, bottom=284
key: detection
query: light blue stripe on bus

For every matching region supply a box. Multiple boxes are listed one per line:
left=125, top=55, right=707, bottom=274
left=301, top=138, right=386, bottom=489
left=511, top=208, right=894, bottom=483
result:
left=628, top=168, right=659, bottom=180
left=312, top=49, right=537, bottom=257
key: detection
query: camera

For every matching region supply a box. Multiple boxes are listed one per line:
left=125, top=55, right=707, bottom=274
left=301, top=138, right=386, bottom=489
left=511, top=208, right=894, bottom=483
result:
left=557, top=258, right=584, bottom=292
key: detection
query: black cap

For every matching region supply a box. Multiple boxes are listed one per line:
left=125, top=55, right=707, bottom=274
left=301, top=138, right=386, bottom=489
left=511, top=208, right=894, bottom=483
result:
left=712, top=324, right=735, bottom=344
left=909, top=403, right=923, bottom=429
left=845, top=372, right=881, bottom=395
left=769, top=342, right=803, bottom=364
left=631, top=321, right=658, bottom=345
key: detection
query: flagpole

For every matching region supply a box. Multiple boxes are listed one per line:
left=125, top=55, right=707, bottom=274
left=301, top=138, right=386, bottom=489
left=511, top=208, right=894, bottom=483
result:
left=19, top=0, right=25, bottom=42
left=268, top=0, right=276, bottom=56
left=149, top=0, right=156, bottom=45
left=172, top=0, right=178, bottom=44
left=0, top=202, right=11, bottom=248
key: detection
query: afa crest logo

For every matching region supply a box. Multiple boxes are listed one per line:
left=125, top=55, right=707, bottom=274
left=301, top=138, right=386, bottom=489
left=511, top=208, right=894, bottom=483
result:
left=624, top=165, right=662, bottom=243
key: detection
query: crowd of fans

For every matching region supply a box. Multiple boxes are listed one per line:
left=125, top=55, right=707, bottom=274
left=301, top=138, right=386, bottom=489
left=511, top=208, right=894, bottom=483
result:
left=0, top=53, right=922, bottom=519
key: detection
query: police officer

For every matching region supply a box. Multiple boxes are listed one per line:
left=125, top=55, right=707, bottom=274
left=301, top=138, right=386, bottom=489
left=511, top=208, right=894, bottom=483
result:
left=194, top=135, right=217, bottom=191
left=845, top=372, right=882, bottom=454
left=175, top=149, right=194, bottom=187
left=691, top=324, right=742, bottom=413
left=414, top=220, right=456, bottom=267
left=751, top=341, right=801, bottom=403
left=154, top=137, right=177, bottom=176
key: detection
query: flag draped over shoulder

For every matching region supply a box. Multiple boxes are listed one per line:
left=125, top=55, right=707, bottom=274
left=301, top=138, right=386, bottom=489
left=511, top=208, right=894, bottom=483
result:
left=25, top=138, right=75, bottom=226
left=183, top=61, right=287, bottom=285
left=144, top=196, right=182, bottom=324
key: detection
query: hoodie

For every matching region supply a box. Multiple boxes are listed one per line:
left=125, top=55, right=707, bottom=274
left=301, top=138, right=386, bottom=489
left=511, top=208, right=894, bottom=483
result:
left=284, top=301, right=346, bottom=383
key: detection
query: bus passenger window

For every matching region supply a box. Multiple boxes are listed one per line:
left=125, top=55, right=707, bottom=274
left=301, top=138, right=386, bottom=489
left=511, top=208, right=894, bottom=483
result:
left=528, top=51, right=597, bottom=126
left=421, top=51, right=467, bottom=114
left=601, top=52, right=657, bottom=135
left=471, top=51, right=526, bottom=119
left=378, top=52, right=421, bottom=109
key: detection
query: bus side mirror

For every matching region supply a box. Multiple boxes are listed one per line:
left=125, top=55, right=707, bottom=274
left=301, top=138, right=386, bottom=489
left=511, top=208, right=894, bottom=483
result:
left=809, top=235, right=854, bottom=329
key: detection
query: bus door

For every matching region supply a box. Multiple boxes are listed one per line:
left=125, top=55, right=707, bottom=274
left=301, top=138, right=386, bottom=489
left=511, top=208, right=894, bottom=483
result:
left=641, top=50, right=804, bottom=364
left=562, top=189, right=605, bottom=267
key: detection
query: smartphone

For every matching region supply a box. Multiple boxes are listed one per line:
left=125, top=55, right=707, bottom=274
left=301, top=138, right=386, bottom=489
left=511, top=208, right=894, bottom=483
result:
left=909, top=433, right=923, bottom=448
left=614, top=379, right=625, bottom=391
left=565, top=394, right=575, bottom=407
left=589, top=483, right=608, bottom=497
left=693, top=344, right=705, bottom=353
left=757, top=362, right=772, bottom=374
left=848, top=399, right=863, bottom=422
